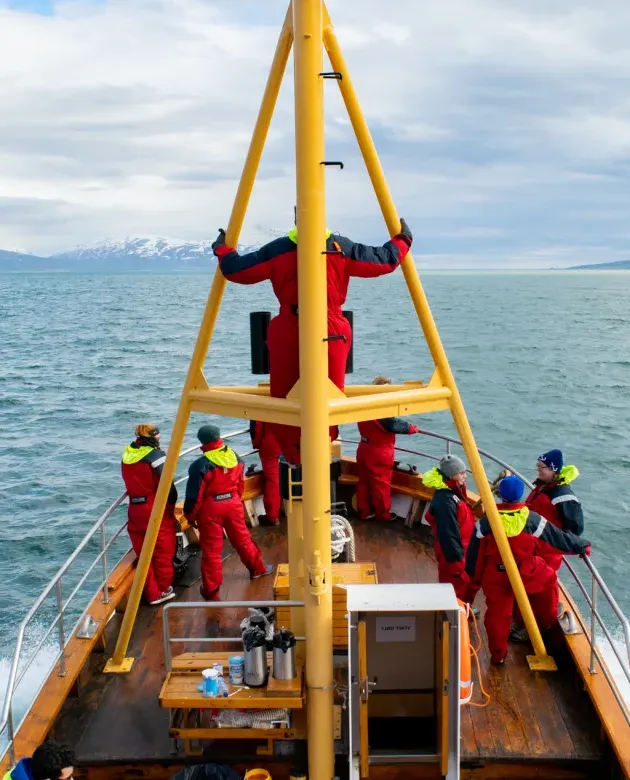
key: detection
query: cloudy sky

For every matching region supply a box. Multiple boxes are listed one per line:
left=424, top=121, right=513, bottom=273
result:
left=1, top=0, right=629, bottom=267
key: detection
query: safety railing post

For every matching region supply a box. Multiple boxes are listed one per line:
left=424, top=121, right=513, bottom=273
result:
left=590, top=577, right=598, bottom=674
left=7, top=703, right=15, bottom=767
left=101, top=523, right=109, bottom=605
left=55, top=580, right=67, bottom=677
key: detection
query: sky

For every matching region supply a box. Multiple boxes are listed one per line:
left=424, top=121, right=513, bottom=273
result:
left=1, top=0, right=630, bottom=267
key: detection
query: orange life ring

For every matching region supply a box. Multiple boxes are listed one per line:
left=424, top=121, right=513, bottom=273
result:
left=458, top=599, right=473, bottom=705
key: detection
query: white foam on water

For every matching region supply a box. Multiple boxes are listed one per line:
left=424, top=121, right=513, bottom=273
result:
left=0, top=631, right=60, bottom=754
left=597, top=626, right=630, bottom=706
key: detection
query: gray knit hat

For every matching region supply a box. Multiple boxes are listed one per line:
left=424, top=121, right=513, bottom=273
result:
left=197, top=424, right=221, bottom=444
left=438, top=454, right=467, bottom=479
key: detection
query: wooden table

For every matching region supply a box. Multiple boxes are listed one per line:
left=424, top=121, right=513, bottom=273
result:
left=159, top=652, right=306, bottom=755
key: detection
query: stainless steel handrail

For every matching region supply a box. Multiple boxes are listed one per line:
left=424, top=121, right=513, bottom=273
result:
left=162, top=600, right=305, bottom=672
left=0, top=428, right=250, bottom=764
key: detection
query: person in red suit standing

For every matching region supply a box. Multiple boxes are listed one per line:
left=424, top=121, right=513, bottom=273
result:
left=465, top=476, right=590, bottom=664
left=525, top=449, right=584, bottom=571
left=212, top=219, right=413, bottom=463
left=356, top=376, right=420, bottom=522
left=250, top=420, right=283, bottom=526
left=422, top=454, right=476, bottom=602
left=184, top=424, right=273, bottom=600
left=121, top=424, right=177, bottom=605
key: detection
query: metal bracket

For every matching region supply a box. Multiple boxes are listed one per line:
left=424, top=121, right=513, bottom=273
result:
left=320, top=161, right=344, bottom=169
left=526, top=653, right=557, bottom=672
left=103, top=656, right=135, bottom=674
left=323, top=334, right=347, bottom=343
left=319, top=71, right=343, bottom=80
left=77, top=615, right=101, bottom=639
left=558, top=610, right=582, bottom=635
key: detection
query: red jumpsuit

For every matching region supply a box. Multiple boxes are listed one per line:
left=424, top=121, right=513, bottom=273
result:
left=250, top=420, right=282, bottom=523
left=121, top=441, right=177, bottom=604
left=356, top=417, right=419, bottom=522
left=422, top=468, right=476, bottom=601
left=184, top=440, right=266, bottom=597
left=215, top=230, right=411, bottom=463
left=526, top=466, right=583, bottom=571
left=465, top=503, right=590, bottom=663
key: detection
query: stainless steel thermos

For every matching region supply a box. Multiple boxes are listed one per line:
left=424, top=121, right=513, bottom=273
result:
left=272, top=628, right=297, bottom=680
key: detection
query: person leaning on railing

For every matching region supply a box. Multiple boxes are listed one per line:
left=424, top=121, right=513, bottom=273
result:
left=3, top=739, right=75, bottom=780
left=120, top=424, right=178, bottom=606
left=356, top=375, right=421, bottom=523
left=526, top=449, right=584, bottom=571
left=464, top=476, right=591, bottom=665
left=249, top=420, right=283, bottom=527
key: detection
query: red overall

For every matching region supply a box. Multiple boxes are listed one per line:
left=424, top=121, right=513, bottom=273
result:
left=356, top=418, right=419, bottom=522
left=121, top=443, right=177, bottom=604
left=423, top=469, right=476, bottom=601
left=251, top=421, right=282, bottom=523
left=184, top=441, right=266, bottom=597
left=466, top=504, right=559, bottom=663
left=216, top=230, right=411, bottom=463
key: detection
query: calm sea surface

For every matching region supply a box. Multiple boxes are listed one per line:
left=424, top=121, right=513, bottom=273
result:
left=1, top=269, right=629, bottom=713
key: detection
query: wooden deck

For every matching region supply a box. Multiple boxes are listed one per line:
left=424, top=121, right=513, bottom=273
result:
left=49, top=519, right=605, bottom=778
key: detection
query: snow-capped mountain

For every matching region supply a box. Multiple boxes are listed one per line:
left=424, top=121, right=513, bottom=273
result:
left=52, top=236, right=220, bottom=268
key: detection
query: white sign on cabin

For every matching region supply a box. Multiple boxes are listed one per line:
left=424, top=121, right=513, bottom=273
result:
left=375, top=616, right=416, bottom=643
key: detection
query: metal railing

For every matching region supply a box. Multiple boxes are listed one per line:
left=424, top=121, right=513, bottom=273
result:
left=340, top=428, right=630, bottom=725
left=0, top=428, right=250, bottom=766
left=162, top=600, right=305, bottom=672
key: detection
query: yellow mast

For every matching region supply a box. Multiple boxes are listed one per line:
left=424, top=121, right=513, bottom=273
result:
left=293, top=0, right=335, bottom=776
left=107, top=8, right=556, bottom=780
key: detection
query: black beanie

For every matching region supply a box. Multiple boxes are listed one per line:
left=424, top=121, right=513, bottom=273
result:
left=198, top=424, right=221, bottom=444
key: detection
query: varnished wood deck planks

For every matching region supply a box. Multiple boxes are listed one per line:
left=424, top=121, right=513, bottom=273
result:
left=52, top=520, right=602, bottom=770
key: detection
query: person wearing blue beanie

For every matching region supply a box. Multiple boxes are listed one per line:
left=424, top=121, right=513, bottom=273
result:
left=498, top=476, right=525, bottom=505
left=526, top=448, right=584, bottom=572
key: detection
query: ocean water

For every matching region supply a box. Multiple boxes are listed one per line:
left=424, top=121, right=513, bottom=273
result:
left=1, top=269, right=630, bottom=720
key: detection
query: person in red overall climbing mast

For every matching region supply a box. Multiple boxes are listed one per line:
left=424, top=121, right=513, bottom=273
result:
left=250, top=420, right=283, bottom=526
left=184, top=424, right=273, bottom=600
left=356, top=376, right=420, bottom=522
left=422, top=454, right=475, bottom=601
left=121, top=424, right=178, bottom=605
left=526, top=449, right=584, bottom=571
left=465, top=476, right=590, bottom=664
left=212, top=219, right=413, bottom=463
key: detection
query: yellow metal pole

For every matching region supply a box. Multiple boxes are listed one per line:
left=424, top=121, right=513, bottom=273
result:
left=106, top=3, right=295, bottom=672
left=288, top=501, right=305, bottom=653
left=323, top=5, right=555, bottom=670
left=294, top=0, right=336, bottom=776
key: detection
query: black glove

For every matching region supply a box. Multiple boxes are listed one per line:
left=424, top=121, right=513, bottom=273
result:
left=212, top=228, right=226, bottom=254
left=397, top=218, right=413, bottom=247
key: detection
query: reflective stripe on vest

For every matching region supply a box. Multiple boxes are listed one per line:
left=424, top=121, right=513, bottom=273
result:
left=204, top=447, right=238, bottom=469
left=532, top=517, right=548, bottom=538
left=122, top=445, right=153, bottom=464
left=551, top=494, right=579, bottom=505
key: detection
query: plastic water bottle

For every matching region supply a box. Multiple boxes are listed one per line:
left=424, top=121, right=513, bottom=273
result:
left=202, top=668, right=219, bottom=698
left=217, top=676, right=229, bottom=697
left=229, top=655, right=244, bottom=685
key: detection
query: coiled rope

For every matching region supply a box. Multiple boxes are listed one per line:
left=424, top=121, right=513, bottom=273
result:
left=331, top=515, right=355, bottom=561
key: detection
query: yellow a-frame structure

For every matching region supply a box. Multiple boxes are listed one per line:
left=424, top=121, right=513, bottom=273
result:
left=106, top=1, right=556, bottom=777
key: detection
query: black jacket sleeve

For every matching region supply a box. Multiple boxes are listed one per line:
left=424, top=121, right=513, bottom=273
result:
left=145, top=448, right=178, bottom=505
left=526, top=513, right=590, bottom=555
left=431, top=490, right=463, bottom=563
left=549, top=485, right=584, bottom=535
left=378, top=417, right=416, bottom=434
left=184, top=458, right=207, bottom=517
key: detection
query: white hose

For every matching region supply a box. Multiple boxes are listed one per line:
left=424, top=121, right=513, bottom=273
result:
left=331, top=515, right=355, bottom=562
